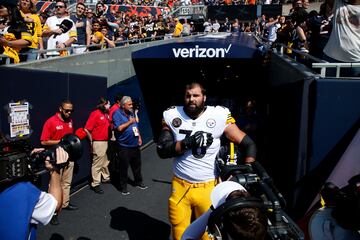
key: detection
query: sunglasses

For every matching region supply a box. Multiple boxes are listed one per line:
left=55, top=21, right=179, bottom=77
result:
left=63, top=109, right=74, bottom=113
left=55, top=5, right=65, bottom=8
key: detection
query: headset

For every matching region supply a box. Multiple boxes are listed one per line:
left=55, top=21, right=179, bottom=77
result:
left=207, top=197, right=267, bottom=240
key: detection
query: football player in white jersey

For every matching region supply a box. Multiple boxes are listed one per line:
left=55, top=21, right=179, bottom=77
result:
left=157, top=82, right=257, bottom=240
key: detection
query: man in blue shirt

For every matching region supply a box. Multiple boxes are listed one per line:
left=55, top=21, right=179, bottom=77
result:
left=112, top=96, right=147, bottom=195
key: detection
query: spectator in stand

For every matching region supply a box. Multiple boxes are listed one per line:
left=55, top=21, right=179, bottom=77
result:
left=274, top=15, right=292, bottom=51
left=88, top=31, right=104, bottom=51
left=181, top=18, right=191, bottom=36
left=203, top=18, right=212, bottom=33
left=95, top=2, right=118, bottom=32
left=42, top=0, right=77, bottom=57
left=84, top=97, right=111, bottom=195
left=91, top=19, right=101, bottom=34
left=221, top=17, right=232, bottom=32
left=165, top=15, right=175, bottom=38
left=180, top=0, right=192, bottom=5
left=173, top=17, right=183, bottom=37
left=265, top=16, right=281, bottom=47
left=0, top=18, right=6, bottom=35
left=212, top=19, right=220, bottom=32
left=322, top=0, right=360, bottom=77
left=231, top=18, right=240, bottom=32
left=85, top=8, right=94, bottom=27
left=100, top=26, right=115, bottom=48
left=0, top=0, right=31, bottom=64
left=259, top=14, right=267, bottom=36
left=18, top=0, right=44, bottom=61
left=288, top=0, right=310, bottom=53
left=39, top=11, right=50, bottom=27
left=153, top=14, right=167, bottom=39
left=70, top=2, right=90, bottom=54
left=40, top=99, right=78, bottom=225
left=307, top=10, right=332, bottom=59
left=144, top=13, right=155, bottom=40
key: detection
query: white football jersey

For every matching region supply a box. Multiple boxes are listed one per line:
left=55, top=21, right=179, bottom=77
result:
left=163, top=106, right=233, bottom=182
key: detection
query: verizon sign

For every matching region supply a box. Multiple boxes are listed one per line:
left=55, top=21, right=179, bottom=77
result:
left=172, top=44, right=232, bottom=58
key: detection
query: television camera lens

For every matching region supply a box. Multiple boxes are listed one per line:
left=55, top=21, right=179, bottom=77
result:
left=31, top=133, right=83, bottom=170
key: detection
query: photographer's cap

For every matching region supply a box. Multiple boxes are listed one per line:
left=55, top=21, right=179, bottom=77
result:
left=0, top=0, right=18, bottom=6
left=211, top=181, right=246, bottom=208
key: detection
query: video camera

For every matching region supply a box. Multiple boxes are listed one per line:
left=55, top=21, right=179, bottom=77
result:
left=0, top=101, right=83, bottom=186
left=321, top=175, right=360, bottom=231
left=0, top=133, right=83, bottom=185
left=216, top=142, right=304, bottom=240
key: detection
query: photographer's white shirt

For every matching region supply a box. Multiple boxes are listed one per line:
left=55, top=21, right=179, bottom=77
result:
left=30, top=192, right=57, bottom=225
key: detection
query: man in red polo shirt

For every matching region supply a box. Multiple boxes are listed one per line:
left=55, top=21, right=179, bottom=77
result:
left=84, top=97, right=111, bottom=194
left=40, top=99, right=77, bottom=225
left=109, top=93, right=124, bottom=124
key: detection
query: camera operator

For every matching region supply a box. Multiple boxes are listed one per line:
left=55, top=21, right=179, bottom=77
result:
left=0, top=147, right=69, bottom=240
left=181, top=181, right=267, bottom=240
left=308, top=176, right=360, bottom=240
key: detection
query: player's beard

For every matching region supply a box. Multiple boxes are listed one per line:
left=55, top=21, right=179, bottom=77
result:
left=185, top=101, right=205, bottom=119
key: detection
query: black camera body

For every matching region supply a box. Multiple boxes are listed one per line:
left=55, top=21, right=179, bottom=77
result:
left=0, top=134, right=82, bottom=185
left=216, top=146, right=304, bottom=240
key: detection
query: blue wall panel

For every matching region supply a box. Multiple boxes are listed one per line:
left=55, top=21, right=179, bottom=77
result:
left=308, top=79, right=360, bottom=171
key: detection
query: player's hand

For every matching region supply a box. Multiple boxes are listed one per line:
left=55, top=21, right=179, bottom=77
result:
left=206, top=133, right=213, bottom=147
left=182, top=131, right=213, bottom=150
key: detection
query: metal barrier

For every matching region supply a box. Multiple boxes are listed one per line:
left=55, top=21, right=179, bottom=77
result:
left=1, top=33, right=202, bottom=65
left=0, top=54, right=11, bottom=64
left=312, top=62, right=360, bottom=78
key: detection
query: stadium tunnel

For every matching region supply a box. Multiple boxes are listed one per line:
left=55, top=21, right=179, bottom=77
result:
left=131, top=33, right=271, bottom=148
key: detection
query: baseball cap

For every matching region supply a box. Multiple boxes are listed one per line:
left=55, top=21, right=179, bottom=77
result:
left=0, top=0, right=18, bottom=6
left=211, top=181, right=246, bottom=208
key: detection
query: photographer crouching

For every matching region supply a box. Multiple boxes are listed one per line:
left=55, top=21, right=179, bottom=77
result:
left=0, top=146, right=69, bottom=240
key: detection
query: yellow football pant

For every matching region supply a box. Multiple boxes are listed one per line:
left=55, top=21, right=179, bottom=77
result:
left=169, top=176, right=216, bottom=240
